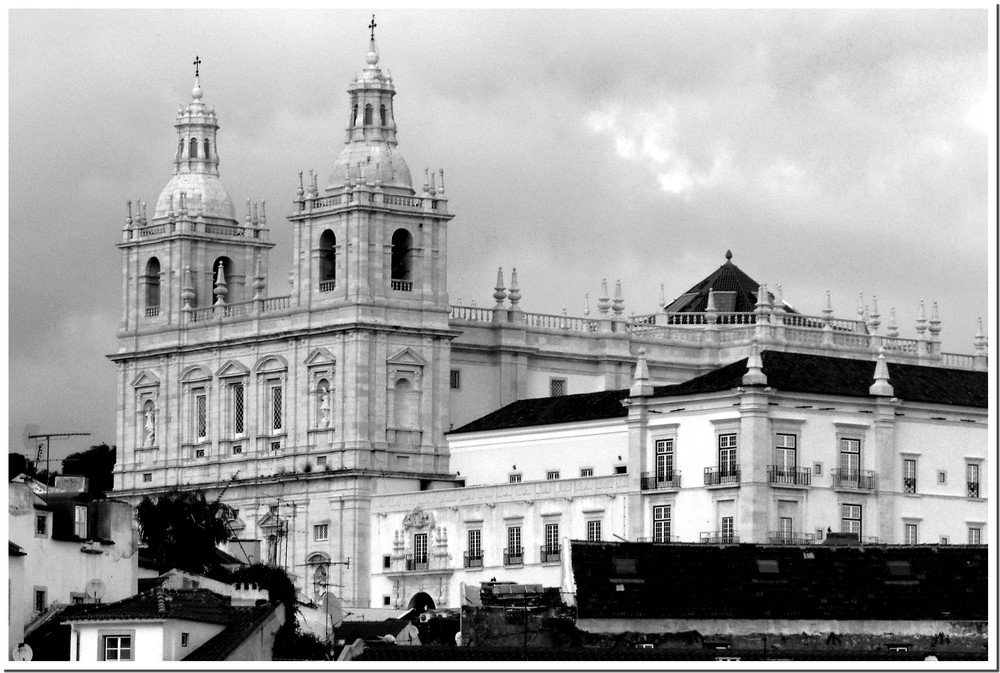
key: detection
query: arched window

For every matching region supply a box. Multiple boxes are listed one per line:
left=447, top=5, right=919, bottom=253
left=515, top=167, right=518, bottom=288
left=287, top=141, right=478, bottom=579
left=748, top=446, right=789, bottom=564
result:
left=380, top=104, right=387, bottom=126
left=189, top=137, right=198, bottom=159
left=203, top=138, right=210, bottom=159
left=364, top=104, right=373, bottom=125
left=351, top=104, right=358, bottom=127
left=319, top=230, right=336, bottom=292
left=177, top=140, right=184, bottom=160
left=390, top=229, right=413, bottom=282
left=145, top=257, right=161, bottom=312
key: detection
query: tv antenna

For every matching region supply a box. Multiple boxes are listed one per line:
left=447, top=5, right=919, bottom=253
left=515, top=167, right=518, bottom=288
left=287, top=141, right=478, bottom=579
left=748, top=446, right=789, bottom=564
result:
left=26, top=430, right=91, bottom=495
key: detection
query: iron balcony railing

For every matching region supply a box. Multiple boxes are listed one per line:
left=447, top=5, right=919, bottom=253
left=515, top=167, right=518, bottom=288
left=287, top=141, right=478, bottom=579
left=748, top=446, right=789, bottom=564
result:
left=968, top=481, right=981, bottom=498
left=700, top=531, right=740, bottom=544
left=704, top=466, right=741, bottom=486
left=464, top=552, right=483, bottom=569
left=640, top=471, right=682, bottom=491
left=767, top=531, right=816, bottom=545
left=503, top=548, right=523, bottom=566
left=903, top=477, right=917, bottom=494
left=767, top=466, right=811, bottom=486
left=539, top=545, right=561, bottom=563
left=831, top=469, right=877, bottom=490
left=404, top=554, right=428, bottom=571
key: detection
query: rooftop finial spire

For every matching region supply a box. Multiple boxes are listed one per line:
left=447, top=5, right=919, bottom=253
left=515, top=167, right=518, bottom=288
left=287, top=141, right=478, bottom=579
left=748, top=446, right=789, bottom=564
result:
left=369, top=14, right=377, bottom=40
left=193, top=55, right=201, bottom=78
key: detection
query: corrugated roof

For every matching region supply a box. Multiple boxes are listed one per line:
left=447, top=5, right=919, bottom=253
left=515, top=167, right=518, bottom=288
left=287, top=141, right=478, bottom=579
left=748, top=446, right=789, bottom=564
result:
left=571, top=540, right=987, bottom=621
left=183, top=602, right=280, bottom=661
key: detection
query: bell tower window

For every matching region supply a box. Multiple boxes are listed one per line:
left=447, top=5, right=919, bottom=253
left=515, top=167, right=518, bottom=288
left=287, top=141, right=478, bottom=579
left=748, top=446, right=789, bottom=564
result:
left=177, top=140, right=184, bottom=160
left=203, top=138, right=210, bottom=159
left=319, top=230, right=336, bottom=292
left=364, top=104, right=373, bottom=125
left=189, top=137, right=198, bottom=159
left=390, top=229, right=413, bottom=290
left=380, top=104, right=387, bottom=126
left=212, top=256, right=235, bottom=302
left=351, top=104, right=358, bottom=127
left=145, top=258, right=161, bottom=316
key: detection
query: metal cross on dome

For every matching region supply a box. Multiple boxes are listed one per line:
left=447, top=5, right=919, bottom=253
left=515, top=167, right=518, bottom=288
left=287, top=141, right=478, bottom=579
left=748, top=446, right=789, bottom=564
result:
left=369, top=15, right=377, bottom=40
left=193, top=55, right=201, bottom=78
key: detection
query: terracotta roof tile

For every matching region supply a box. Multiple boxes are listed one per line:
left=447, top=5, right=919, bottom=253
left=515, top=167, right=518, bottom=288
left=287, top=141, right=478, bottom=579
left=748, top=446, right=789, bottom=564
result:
left=183, top=602, right=279, bottom=661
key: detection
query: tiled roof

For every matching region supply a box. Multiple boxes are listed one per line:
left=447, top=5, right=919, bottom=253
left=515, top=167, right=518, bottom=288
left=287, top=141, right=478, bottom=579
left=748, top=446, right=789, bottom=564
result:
left=571, top=541, right=987, bottom=621
left=65, top=589, right=236, bottom=625
left=183, top=602, right=280, bottom=661
left=449, top=389, right=630, bottom=435
left=663, top=252, right=787, bottom=314
left=336, top=619, right=411, bottom=642
left=651, top=351, right=988, bottom=408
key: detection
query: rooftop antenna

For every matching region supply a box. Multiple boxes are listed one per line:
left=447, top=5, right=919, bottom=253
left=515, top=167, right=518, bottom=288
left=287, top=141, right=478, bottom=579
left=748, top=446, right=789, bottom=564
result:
left=27, top=431, right=91, bottom=496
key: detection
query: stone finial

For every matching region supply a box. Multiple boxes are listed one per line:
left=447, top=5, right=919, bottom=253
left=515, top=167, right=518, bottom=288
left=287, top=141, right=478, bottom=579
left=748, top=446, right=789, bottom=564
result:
left=915, top=299, right=928, bottom=339
left=974, top=317, right=986, bottom=353
left=252, top=253, right=266, bottom=300
left=869, top=348, right=894, bottom=396
left=658, top=283, right=666, bottom=310
left=772, top=283, right=785, bottom=317
left=630, top=346, right=654, bottom=396
left=857, top=291, right=865, bottom=320
left=928, top=301, right=941, bottom=340
left=584, top=293, right=590, bottom=316
left=245, top=198, right=252, bottom=225
left=597, top=278, right=611, bottom=315
left=296, top=171, right=304, bottom=200
left=742, top=338, right=767, bottom=386
left=213, top=260, right=228, bottom=305
left=869, top=295, right=881, bottom=331
left=260, top=200, right=267, bottom=226
left=423, top=167, right=430, bottom=195
left=178, top=191, right=187, bottom=215
left=140, top=201, right=147, bottom=225
left=252, top=202, right=259, bottom=226
left=125, top=200, right=133, bottom=228
left=492, top=267, right=507, bottom=308
left=755, top=282, right=771, bottom=311
left=508, top=268, right=521, bottom=309
left=181, top=265, right=195, bottom=311
left=429, top=169, right=437, bottom=194
left=438, top=168, right=446, bottom=195
left=612, top=279, right=625, bottom=316
left=822, top=290, right=833, bottom=322
left=706, top=288, right=718, bottom=313
left=887, top=307, right=898, bottom=338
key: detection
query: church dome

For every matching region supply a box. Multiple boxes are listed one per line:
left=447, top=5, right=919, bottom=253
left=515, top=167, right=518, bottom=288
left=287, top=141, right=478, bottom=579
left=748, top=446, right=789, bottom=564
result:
left=154, top=172, right=237, bottom=220
left=328, top=142, right=413, bottom=192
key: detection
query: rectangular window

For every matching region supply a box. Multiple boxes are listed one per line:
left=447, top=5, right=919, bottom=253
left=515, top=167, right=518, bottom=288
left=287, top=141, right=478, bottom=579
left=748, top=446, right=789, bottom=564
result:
left=721, top=516, right=735, bottom=543
left=270, top=384, right=283, bottom=432
left=383, top=555, right=391, bottom=569
left=816, top=528, right=824, bottom=541
left=779, top=516, right=793, bottom=540
left=232, top=445, right=243, bottom=455
left=614, top=465, right=627, bottom=474
left=468, top=529, right=482, bottom=559
left=839, top=438, right=860, bottom=473
left=841, top=504, right=862, bottom=536
left=580, top=468, right=594, bottom=477
left=938, top=471, right=947, bottom=484
left=587, top=520, right=602, bottom=542
left=413, top=533, right=428, bottom=566
left=74, top=505, right=88, bottom=539
left=903, top=459, right=917, bottom=494
left=142, top=473, right=152, bottom=482
left=544, top=523, right=560, bottom=552
left=940, top=536, right=949, bottom=545
left=196, top=393, right=208, bottom=440
left=968, top=527, right=982, bottom=545
left=653, top=505, right=671, bottom=543
left=35, top=515, right=47, bottom=536
left=904, top=523, right=918, bottom=545
left=34, top=588, right=46, bottom=613
left=449, top=369, right=461, bottom=390
left=181, top=632, right=189, bottom=648
left=655, top=439, right=674, bottom=480
left=317, top=455, right=327, bottom=467
left=508, top=526, right=522, bottom=554
left=509, top=474, right=522, bottom=484
left=775, top=434, right=797, bottom=470
left=546, top=471, right=560, bottom=481
left=383, top=596, right=391, bottom=606
left=232, top=383, right=245, bottom=435
left=549, top=378, right=567, bottom=397
left=102, top=635, right=133, bottom=661
left=313, top=524, right=329, bottom=541
left=967, top=463, right=981, bottom=498
left=813, top=462, right=823, bottom=476
left=719, top=434, right=737, bottom=475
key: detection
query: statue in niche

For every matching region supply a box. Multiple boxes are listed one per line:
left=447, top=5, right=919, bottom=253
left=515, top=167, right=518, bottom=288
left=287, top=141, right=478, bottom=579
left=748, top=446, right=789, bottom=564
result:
left=319, top=387, right=331, bottom=428
left=143, top=406, right=156, bottom=446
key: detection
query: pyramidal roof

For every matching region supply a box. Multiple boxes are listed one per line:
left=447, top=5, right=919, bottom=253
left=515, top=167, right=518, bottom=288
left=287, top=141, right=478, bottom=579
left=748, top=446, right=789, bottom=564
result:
left=663, top=250, right=789, bottom=314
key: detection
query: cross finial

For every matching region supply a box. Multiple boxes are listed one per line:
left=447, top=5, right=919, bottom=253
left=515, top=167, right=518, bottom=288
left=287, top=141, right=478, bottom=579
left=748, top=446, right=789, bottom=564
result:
left=369, top=15, right=377, bottom=40
left=193, top=55, right=201, bottom=78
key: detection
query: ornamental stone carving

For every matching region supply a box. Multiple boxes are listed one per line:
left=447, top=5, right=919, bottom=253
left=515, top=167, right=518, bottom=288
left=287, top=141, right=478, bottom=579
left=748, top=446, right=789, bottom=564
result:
left=402, top=506, right=433, bottom=530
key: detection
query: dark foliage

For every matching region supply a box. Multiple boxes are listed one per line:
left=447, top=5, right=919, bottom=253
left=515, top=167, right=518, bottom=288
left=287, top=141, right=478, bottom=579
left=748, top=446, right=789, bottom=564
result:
left=62, top=444, right=116, bottom=495
left=136, top=489, right=233, bottom=574
left=9, top=452, right=32, bottom=478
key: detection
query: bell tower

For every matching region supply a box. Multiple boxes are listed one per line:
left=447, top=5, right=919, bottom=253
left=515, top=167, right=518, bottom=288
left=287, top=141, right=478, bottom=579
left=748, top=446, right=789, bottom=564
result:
left=117, top=59, right=274, bottom=335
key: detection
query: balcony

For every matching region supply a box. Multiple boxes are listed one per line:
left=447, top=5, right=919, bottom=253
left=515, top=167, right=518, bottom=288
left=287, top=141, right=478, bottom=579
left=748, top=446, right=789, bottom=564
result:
left=145, top=307, right=160, bottom=317
left=903, top=477, right=917, bottom=494
left=464, top=552, right=483, bottom=569
left=319, top=279, right=336, bottom=292
left=640, top=471, right=682, bottom=491
left=767, top=531, right=816, bottom=545
left=503, top=548, right=523, bottom=566
left=700, top=531, right=740, bottom=544
left=704, top=466, right=741, bottom=487
left=767, top=466, right=811, bottom=487
left=404, top=554, right=429, bottom=571
left=391, top=279, right=413, bottom=292
left=539, top=545, right=561, bottom=563
left=968, top=481, right=981, bottom=498
left=831, top=469, right=877, bottom=491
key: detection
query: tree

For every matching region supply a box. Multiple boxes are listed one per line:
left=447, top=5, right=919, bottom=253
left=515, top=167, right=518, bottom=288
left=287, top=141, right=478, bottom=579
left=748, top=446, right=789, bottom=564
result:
left=136, top=489, right=233, bottom=575
left=61, top=443, right=116, bottom=495
left=9, top=452, right=33, bottom=479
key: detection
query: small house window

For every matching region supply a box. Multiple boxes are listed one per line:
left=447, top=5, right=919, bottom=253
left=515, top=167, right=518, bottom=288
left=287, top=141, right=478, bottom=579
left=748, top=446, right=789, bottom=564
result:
left=34, top=589, right=47, bottom=613
left=181, top=633, right=189, bottom=647
left=546, top=471, right=560, bottom=481
left=509, top=474, right=522, bottom=484
left=580, top=468, right=594, bottom=477
left=74, top=505, right=88, bottom=539
left=35, top=515, right=47, bottom=536
left=614, top=465, right=627, bottom=474
left=314, top=524, right=329, bottom=541
left=550, top=378, right=567, bottom=397
left=449, top=369, right=461, bottom=390
left=142, top=473, right=152, bottom=483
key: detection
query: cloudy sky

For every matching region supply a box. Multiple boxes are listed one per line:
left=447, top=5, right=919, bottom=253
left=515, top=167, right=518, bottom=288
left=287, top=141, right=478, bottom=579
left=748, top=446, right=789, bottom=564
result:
left=8, top=9, right=992, bottom=463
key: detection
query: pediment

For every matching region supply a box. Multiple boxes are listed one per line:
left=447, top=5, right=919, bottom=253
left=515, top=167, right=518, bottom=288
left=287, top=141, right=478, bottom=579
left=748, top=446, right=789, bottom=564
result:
left=181, top=365, right=213, bottom=382
left=253, top=354, right=288, bottom=374
left=131, top=370, right=161, bottom=388
left=386, top=347, right=426, bottom=367
left=304, top=348, right=336, bottom=367
left=216, top=360, right=250, bottom=378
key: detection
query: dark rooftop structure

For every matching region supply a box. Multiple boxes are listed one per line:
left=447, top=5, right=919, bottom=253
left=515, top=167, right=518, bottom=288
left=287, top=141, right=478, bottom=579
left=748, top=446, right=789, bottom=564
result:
left=336, top=619, right=413, bottom=643
left=663, top=251, right=788, bottom=314
left=571, top=540, right=987, bottom=622
left=451, top=351, right=986, bottom=435
left=182, top=602, right=280, bottom=661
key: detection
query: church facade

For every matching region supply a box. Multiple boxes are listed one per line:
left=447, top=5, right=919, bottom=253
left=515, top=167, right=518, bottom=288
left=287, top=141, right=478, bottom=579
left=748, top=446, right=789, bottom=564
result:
left=110, top=34, right=988, bottom=609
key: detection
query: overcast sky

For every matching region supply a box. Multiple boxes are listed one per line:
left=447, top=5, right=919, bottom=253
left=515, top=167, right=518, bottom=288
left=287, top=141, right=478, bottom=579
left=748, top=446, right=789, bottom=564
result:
left=7, top=9, right=992, bottom=464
